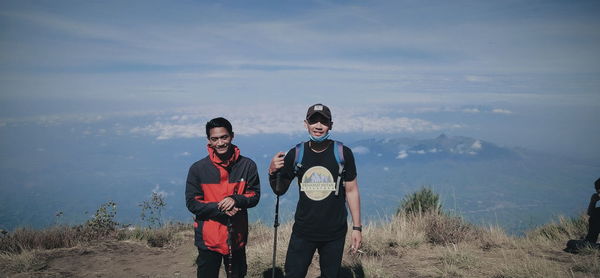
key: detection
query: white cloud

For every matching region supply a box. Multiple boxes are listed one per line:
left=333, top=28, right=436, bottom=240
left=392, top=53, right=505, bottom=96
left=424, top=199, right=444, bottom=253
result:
left=335, top=116, right=442, bottom=134
left=152, top=184, right=170, bottom=198
left=471, top=140, right=482, bottom=150
left=131, top=122, right=205, bottom=140
left=352, top=146, right=370, bottom=155
left=129, top=105, right=448, bottom=139
left=492, top=108, right=513, bottom=114
left=465, top=75, right=492, bottom=82
left=383, top=167, right=389, bottom=171
left=462, top=108, right=480, bottom=113
left=396, top=150, right=408, bottom=159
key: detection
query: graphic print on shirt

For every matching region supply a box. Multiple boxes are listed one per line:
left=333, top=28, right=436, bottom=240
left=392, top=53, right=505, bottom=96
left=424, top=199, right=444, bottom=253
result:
left=300, top=166, right=335, bottom=201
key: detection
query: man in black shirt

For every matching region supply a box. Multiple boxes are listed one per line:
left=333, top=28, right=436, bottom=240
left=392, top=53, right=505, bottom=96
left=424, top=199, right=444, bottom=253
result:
left=268, top=104, right=362, bottom=278
left=585, top=178, right=600, bottom=244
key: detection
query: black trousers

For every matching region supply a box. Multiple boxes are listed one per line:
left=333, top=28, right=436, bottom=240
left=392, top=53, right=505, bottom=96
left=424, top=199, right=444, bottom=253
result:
left=196, top=247, right=247, bottom=278
left=585, top=207, right=600, bottom=243
left=284, top=232, right=346, bottom=278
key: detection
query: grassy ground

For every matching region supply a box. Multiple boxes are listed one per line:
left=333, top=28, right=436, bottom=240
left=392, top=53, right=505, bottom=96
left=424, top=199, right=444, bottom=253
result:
left=1, top=213, right=598, bottom=277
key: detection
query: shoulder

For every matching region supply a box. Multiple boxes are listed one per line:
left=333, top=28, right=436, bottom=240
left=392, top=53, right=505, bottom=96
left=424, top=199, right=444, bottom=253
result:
left=332, top=141, right=354, bottom=156
left=284, top=143, right=304, bottom=159
left=190, top=156, right=211, bottom=169
left=238, top=155, right=257, bottom=167
left=340, top=144, right=353, bottom=153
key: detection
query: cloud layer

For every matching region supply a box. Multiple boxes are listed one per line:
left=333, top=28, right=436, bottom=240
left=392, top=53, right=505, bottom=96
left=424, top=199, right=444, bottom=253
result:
left=128, top=105, right=448, bottom=139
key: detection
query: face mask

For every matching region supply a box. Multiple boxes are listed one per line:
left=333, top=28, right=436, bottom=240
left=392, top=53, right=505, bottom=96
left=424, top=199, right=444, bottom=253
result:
left=309, top=132, right=330, bottom=142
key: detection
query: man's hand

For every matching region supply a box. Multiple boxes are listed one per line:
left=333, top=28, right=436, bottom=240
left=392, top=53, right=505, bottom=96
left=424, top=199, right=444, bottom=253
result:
left=269, top=152, right=286, bottom=175
left=350, top=230, right=362, bottom=254
left=592, top=193, right=600, bottom=203
left=218, top=197, right=236, bottom=212
left=224, top=207, right=240, bottom=217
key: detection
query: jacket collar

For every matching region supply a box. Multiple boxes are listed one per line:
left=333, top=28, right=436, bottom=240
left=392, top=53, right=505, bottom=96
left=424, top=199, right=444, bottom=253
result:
left=207, top=144, right=240, bottom=169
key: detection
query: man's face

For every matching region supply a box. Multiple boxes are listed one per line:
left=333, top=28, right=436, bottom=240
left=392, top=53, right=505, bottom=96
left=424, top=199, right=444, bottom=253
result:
left=304, top=114, right=332, bottom=138
left=208, top=127, right=233, bottom=155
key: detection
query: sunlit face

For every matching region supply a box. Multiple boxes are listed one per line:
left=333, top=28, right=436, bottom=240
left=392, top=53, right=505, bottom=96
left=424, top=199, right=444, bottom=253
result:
left=207, top=127, right=233, bottom=155
left=304, top=114, right=332, bottom=138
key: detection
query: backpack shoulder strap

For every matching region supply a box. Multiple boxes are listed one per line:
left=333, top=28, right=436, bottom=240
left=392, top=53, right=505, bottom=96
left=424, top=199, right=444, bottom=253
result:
left=293, top=141, right=305, bottom=175
left=333, top=140, right=345, bottom=166
left=333, top=141, right=345, bottom=196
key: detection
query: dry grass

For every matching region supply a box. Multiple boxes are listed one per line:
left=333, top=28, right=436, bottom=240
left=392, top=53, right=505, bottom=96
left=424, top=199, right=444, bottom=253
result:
left=116, top=222, right=191, bottom=247
left=0, top=249, right=47, bottom=273
left=2, top=213, right=599, bottom=277
left=526, top=214, right=588, bottom=243
left=0, top=226, right=80, bottom=254
left=244, top=212, right=600, bottom=277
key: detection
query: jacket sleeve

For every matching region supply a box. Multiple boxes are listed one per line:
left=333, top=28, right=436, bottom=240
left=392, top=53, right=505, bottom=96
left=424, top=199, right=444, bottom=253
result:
left=230, top=160, right=260, bottom=209
left=185, top=163, right=224, bottom=220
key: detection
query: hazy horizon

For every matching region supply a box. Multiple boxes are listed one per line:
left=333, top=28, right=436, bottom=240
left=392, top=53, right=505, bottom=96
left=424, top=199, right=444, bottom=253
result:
left=1, top=1, right=599, bottom=233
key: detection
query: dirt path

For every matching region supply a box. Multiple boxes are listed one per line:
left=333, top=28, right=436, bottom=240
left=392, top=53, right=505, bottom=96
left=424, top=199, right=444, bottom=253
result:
left=7, top=232, right=198, bottom=278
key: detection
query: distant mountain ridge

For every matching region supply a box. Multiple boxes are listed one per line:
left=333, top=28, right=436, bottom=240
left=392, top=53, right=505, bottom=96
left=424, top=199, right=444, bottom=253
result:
left=351, top=134, right=519, bottom=162
left=343, top=134, right=598, bottom=234
left=1, top=128, right=598, bottom=235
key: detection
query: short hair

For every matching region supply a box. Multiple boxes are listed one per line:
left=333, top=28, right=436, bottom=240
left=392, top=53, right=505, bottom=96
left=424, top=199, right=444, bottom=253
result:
left=595, top=177, right=600, bottom=189
left=205, top=117, right=234, bottom=138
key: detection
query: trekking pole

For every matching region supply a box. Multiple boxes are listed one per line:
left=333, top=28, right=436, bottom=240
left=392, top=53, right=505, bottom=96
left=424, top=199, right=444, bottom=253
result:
left=272, top=173, right=281, bottom=278
left=227, top=217, right=233, bottom=278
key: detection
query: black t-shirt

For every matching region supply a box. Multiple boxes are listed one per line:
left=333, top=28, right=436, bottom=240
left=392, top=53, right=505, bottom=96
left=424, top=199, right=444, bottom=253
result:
left=279, top=140, right=357, bottom=241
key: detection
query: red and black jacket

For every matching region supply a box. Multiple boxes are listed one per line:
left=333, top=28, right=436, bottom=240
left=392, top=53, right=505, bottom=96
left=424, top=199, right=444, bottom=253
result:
left=185, top=145, right=260, bottom=255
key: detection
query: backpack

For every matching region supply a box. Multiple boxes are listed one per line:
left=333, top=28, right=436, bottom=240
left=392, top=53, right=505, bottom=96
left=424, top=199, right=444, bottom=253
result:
left=293, top=140, right=346, bottom=196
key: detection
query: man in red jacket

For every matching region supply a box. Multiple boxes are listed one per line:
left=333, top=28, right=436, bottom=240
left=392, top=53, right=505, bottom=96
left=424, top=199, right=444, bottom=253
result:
left=186, top=117, right=260, bottom=278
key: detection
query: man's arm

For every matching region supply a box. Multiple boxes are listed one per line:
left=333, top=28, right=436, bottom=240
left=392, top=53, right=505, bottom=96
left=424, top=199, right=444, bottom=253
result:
left=185, top=164, right=224, bottom=220
left=268, top=150, right=295, bottom=196
left=345, top=178, right=362, bottom=253
left=588, top=193, right=599, bottom=216
left=230, top=161, right=261, bottom=209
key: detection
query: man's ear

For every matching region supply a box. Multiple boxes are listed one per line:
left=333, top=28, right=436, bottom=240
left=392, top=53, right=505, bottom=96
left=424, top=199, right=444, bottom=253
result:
left=304, top=120, right=309, bottom=129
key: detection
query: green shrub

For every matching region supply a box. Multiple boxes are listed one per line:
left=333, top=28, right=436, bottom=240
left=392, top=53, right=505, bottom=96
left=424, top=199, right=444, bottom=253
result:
left=79, top=201, right=118, bottom=240
left=139, top=192, right=166, bottom=228
left=397, top=187, right=442, bottom=215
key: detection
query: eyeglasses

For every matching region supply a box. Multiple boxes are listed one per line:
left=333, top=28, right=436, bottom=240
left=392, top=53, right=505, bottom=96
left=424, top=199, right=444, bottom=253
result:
left=307, top=118, right=331, bottom=126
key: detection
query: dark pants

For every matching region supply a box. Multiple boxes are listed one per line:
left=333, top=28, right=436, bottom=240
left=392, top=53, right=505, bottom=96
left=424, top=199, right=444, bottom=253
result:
left=284, top=232, right=346, bottom=278
left=196, top=247, right=247, bottom=278
left=585, top=207, right=600, bottom=243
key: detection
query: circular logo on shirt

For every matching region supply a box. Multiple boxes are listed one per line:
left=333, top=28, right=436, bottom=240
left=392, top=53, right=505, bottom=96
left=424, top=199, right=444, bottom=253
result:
left=300, top=166, right=336, bottom=201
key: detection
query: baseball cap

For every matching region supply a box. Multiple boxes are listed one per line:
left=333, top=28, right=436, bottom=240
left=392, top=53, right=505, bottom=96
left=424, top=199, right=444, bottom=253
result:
left=306, top=103, right=332, bottom=121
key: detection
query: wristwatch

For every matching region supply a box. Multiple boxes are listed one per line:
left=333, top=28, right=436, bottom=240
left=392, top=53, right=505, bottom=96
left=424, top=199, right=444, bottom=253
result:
left=352, top=226, right=362, bottom=232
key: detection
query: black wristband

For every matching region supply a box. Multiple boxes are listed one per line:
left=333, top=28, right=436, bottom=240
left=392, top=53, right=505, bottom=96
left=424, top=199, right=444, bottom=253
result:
left=352, top=226, right=362, bottom=232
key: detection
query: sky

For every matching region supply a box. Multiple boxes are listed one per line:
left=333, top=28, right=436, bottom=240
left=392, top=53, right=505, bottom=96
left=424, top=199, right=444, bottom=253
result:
left=1, top=0, right=599, bottom=160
